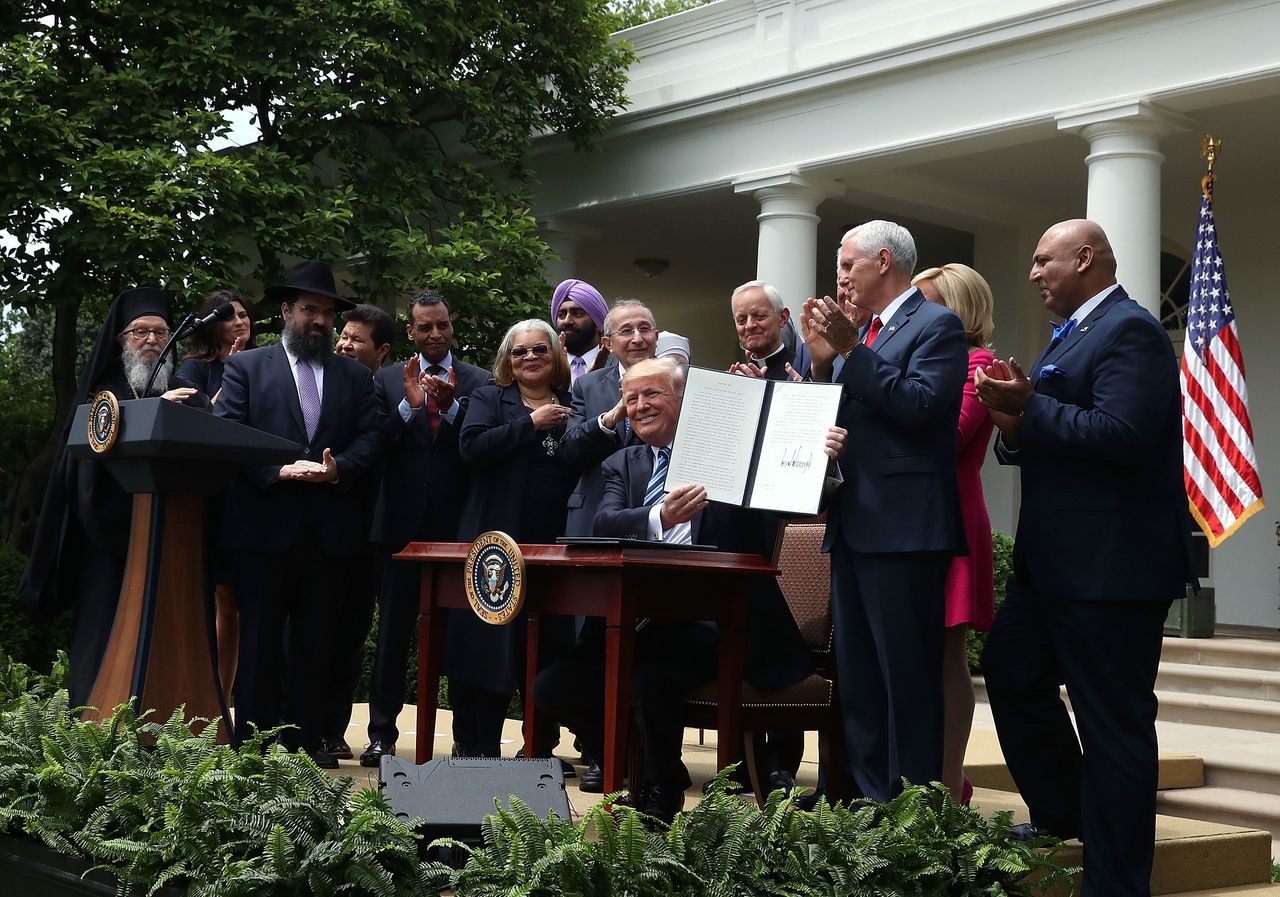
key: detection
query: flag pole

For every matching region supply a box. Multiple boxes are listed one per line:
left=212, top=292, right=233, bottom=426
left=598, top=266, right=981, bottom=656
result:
left=1200, top=135, right=1221, bottom=201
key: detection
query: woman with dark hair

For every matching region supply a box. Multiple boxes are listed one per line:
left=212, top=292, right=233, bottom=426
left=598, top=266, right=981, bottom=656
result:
left=445, top=318, right=577, bottom=758
left=178, top=290, right=254, bottom=400
left=178, top=289, right=255, bottom=698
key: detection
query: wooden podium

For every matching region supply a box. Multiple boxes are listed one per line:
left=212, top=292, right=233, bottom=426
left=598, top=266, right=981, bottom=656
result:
left=396, top=542, right=778, bottom=793
left=67, top=397, right=299, bottom=738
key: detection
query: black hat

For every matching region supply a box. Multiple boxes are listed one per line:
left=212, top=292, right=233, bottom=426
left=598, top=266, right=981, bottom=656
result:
left=264, top=259, right=355, bottom=311
left=117, top=287, right=175, bottom=328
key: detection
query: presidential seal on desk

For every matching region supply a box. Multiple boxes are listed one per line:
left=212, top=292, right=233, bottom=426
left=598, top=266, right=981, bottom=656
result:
left=464, top=531, right=525, bottom=625
left=87, top=390, right=121, bottom=454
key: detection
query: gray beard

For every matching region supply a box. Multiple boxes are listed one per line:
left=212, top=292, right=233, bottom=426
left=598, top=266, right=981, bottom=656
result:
left=282, top=322, right=332, bottom=363
left=122, top=350, right=172, bottom=396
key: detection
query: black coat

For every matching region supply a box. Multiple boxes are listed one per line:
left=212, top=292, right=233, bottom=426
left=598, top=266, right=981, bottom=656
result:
left=214, top=344, right=383, bottom=558
left=446, top=382, right=575, bottom=694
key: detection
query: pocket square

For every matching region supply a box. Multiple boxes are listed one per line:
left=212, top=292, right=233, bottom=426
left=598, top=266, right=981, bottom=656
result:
left=1039, top=364, right=1067, bottom=380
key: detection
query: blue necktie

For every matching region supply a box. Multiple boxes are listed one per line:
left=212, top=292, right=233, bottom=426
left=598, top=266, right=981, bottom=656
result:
left=644, top=447, right=670, bottom=506
left=1049, top=318, right=1077, bottom=348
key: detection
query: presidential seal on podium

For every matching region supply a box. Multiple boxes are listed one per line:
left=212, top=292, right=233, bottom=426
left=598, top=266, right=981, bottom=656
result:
left=87, top=390, right=121, bottom=454
left=464, top=531, right=525, bottom=625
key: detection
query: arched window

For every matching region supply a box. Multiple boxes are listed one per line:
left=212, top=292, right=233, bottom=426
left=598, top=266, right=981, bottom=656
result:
left=1159, top=250, right=1192, bottom=333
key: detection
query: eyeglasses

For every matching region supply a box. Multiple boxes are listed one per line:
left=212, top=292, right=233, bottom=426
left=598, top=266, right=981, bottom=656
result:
left=122, top=327, right=172, bottom=341
left=294, top=303, right=336, bottom=321
left=611, top=325, right=656, bottom=339
left=510, top=344, right=552, bottom=359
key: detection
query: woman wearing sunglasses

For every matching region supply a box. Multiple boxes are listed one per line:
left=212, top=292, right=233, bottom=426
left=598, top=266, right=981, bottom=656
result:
left=445, top=318, right=577, bottom=759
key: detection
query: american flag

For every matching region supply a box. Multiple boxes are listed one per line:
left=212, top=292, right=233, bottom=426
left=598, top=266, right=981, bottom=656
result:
left=1180, top=187, right=1264, bottom=547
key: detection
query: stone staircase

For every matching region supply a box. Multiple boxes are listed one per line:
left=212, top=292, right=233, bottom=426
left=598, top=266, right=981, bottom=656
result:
left=1153, top=638, right=1280, bottom=860
left=968, top=634, right=1280, bottom=894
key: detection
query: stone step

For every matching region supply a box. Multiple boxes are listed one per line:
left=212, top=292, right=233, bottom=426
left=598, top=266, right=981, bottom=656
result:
left=1158, top=662, right=1280, bottom=704
left=1204, top=756, right=1280, bottom=796
left=1161, top=637, right=1280, bottom=672
left=1157, top=786, right=1280, bottom=863
left=964, top=728, right=1204, bottom=793
left=973, top=677, right=1280, bottom=734
left=974, top=787, right=1274, bottom=896
left=1156, top=690, right=1280, bottom=734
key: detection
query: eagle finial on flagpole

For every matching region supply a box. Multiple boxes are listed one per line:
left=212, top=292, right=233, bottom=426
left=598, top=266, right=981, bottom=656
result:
left=1201, top=135, right=1222, bottom=201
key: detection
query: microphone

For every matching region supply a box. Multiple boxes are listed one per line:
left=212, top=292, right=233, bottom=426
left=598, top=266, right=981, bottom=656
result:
left=140, top=303, right=236, bottom=396
left=188, top=301, right=235, bottom=332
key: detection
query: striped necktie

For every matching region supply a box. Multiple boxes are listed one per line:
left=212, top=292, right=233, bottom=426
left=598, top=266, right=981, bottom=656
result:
left=644, top=446, right=670, bottom=506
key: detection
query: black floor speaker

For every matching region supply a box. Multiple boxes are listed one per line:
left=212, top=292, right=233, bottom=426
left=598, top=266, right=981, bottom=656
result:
left=379, top=755, right=571, bottom=846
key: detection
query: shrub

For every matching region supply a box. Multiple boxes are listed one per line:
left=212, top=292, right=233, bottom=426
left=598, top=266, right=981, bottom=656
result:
left=0, top=543, right=70, bottom=675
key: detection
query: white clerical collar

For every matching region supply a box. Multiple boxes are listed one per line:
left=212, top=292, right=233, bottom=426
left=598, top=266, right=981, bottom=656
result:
left=750, top=342, right=786, bottom=365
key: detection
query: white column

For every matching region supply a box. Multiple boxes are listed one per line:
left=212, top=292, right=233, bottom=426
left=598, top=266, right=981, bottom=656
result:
left=733, top=171, right=833, bottom=318
left=538, top=219, right=600, bottom=287
left=1057, top=101, right=1190, bottom=317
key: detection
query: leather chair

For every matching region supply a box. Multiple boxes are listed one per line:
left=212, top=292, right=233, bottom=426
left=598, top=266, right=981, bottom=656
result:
left=684, top=520, right=849, bottom=804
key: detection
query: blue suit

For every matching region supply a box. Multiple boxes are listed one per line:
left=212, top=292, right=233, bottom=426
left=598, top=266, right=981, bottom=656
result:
left=983, top=286, right=1193, bottom=897
left=826, top=288, right=968, bottom=801
left=215, top=343, right=383, bottom=751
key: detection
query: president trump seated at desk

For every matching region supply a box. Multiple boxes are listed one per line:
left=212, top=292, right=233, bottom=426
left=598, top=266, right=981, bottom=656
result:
left=533, top=356, right=846, bottom=824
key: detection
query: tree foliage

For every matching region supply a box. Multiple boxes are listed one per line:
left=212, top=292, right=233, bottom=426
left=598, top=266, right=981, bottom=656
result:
left=609, top=0, right=718, bottom=30
left=0, top=0, right=633, bottom=546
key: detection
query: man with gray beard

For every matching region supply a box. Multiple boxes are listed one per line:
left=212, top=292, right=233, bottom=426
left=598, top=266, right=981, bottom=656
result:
left=215, top=259, right=382, bottom=768
left=19, top=288, right=206, bottom=707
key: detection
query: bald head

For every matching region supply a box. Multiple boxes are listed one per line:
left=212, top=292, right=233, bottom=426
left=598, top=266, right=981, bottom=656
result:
left=1029, top=218, right=1119, bottom=318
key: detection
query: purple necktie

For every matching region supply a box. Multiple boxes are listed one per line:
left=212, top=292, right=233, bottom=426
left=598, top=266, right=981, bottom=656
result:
left=571, top=355, right=586, bottom=383
left=296, top=358, right=320, bottom=442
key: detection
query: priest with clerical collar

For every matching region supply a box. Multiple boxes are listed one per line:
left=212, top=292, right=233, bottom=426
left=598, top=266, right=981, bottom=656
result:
left=729, top=280, right=811, bottom=381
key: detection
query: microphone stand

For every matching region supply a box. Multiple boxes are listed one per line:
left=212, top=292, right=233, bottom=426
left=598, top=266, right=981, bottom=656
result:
left=142, top=313, right=195, bottom=398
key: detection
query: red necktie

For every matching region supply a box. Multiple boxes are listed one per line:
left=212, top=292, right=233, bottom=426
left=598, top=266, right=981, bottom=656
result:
left=865, top=316, right=884, bottom=347
left=425, top=364, right=443, bottom=436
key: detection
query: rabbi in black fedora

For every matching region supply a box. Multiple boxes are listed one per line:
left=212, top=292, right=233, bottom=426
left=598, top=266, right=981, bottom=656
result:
left=214, top=259, right=384, bottom=768
left=18, top=287, right=206, bottom=708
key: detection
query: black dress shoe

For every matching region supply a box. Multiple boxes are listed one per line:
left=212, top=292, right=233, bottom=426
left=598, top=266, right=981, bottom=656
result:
left=766, top=770, right=797, bottom=795
left=359, top=740, right=396, bottom=768
left=794, top=789, right=825, bottom=812
left=644, top=783, right=684, bottom=826
left=321, top=736, right=353, bottom=760
left=1007, top=822, right=1064, bottom=843
left=304, top=747, right=339, bottom=770
left=579, top=762, right=603, bottom=793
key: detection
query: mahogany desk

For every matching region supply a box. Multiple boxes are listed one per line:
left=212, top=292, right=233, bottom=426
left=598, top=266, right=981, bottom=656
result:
left=395, top=542, right=778, bottom=793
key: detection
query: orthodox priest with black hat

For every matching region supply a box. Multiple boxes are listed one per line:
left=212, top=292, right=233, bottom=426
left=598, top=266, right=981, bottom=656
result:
left=18, top=287, right=206, bottom=707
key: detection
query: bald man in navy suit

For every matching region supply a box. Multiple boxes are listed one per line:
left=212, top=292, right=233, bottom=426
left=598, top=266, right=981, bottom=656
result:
left=975, top=220, right=1194, bottom=896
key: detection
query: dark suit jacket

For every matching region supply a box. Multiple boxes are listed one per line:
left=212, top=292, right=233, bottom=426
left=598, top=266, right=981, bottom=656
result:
left=456, top=382, right=574, bottom=543
left=997, top=286, right=1192, bottom=602
left=370, top=358, right=490, bottom=547
left=827, top=289, right=968, bottom=555
left=215, top=344, right=382, bottom=558
left=594, top=445, right=813, bottom=692
left=560, top=357, right=631, bottom=536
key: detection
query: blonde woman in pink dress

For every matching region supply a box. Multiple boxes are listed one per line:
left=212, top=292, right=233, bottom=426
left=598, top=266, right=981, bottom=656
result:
left=913, top=263, right=997, bottom=805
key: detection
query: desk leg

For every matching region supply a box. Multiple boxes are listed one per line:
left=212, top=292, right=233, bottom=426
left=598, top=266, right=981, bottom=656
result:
left=716, top=589, right=748, bottom=777
left=523, top=611, right=543, bottom=758
left=416, top=567, right=444, bottom=765
left=603, top=619, right=635, bottom=794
